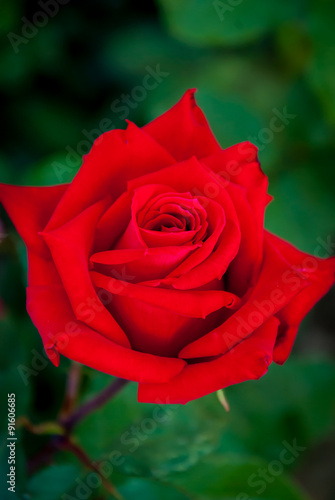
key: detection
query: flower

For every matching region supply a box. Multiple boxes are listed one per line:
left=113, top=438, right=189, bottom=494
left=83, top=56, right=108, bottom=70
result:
left=1, top=90, right=334, bottom=404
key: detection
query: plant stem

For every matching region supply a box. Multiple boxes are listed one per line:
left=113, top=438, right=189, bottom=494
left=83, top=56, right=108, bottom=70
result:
left=59, top=361, right=82, bottom=420
left=61, top=378, right=129, bottom=432
left=27, top=376, right=130, bottom=498
left=59, top=436, right=125, bottom=500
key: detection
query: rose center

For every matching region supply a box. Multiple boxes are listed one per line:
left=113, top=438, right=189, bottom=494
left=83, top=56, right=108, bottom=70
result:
left=142, top=203, right=197, bottom=233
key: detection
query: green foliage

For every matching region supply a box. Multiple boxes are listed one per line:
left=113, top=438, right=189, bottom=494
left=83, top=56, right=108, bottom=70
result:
left=26, top=465, right=81, bottom=500
left=157, top=0, right=306, bottom=47
left=0, top=0, right=334, bottom=499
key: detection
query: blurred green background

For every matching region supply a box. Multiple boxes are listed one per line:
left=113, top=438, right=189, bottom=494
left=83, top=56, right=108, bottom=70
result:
left=0, top=0, right=335, bottom=499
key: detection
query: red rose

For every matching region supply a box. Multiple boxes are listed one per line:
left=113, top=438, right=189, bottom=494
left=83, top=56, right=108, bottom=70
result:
left=1, top=90, right=334, bottom=404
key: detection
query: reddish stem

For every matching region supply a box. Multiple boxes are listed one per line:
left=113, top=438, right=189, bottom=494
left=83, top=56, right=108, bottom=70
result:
left=61, top=378, right=129, bottom=432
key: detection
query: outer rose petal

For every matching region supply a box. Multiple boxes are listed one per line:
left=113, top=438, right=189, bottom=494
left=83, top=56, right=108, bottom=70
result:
left=265, top=231, right=335, bottom=364
left=26, top=284, right=186, bottom=383
left=45, top=123, right=175, bottom=231
left=0, top=183, right=68, bottom=257
left=41, top=198, right=130, bottom=348
left=179, top=236, right=311, bottom=359
left=91, top=267, right=235, bottom=356
left=138, top=317, right=279, bottom=404
left=144, top=89, right=221, bottom=161
left=203, top=143, right=268, bottom=268
left=94, top=191, right=132, bottom=252
left=202, top=141, right=266, bottom=225
left=223, top=182, right=261, bottom=295
left=105, top=291, right=226, bottom=357
left=0, top=183, right=68, bottom=287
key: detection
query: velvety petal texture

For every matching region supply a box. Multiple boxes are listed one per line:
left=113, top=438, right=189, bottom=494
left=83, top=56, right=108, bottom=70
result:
left=0, top=89, right=334, bottom=405
left=144, top=89, right=221, bottom=161
left=138, top=317, right=280, bottom=404
left=26, top=285, right=186, bottom=383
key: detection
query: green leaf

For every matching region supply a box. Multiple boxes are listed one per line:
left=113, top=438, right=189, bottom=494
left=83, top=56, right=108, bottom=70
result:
left=169, top=454, right=310, bottom=500
left=119, top=477, right=191, bottom=500
left=156, top=0, right=306, bottom=47
left=216, top=359, right=335, bottom=461
left=112, top=396, right=225, bottom=479
left=305, top=0, right=335, bottom=126
left=75, top=375, right=145, bottom=458
left=266, top=163, right=335, bottom=253
left=75, top=359, right=335, bottom=487
left=75, top=374, right=224, bottom=477
left=26, top=465, right=80, bottom=500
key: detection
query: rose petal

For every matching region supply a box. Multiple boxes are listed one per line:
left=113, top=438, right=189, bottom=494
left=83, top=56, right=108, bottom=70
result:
left=91, top=270, right=238, bottom=357
left=45, top=122, right=175, bottom=231
left=203, top=143, right=268, bottom=263
left=94, top=191, right=133, bottom=252
left=138, top=317, right=279, bottom=404
left=96, top=288, right=227, bottom=357
left=91, top=270, right=239, bottom=318
left=0, top=183, right=68, bottom=287
left=90, top=245, right=197, bottom=283
left=265, top=231, right=335, bottom=364
left=27, top=284, right=186, bottom=383
left=144, top=89, right=221, bottom=161
left=164, top=196, right=226, bottom=285
left=223, top=182, right=261, bottom=295
left=128, top=157, right=241, bottom=288
left=0, top=183, right=68, bottom=257
left=117, top=185, right=208, bottom=249
left=41, top=199, right=130, bottom=348
left=179, top=236, right=311, bottom=359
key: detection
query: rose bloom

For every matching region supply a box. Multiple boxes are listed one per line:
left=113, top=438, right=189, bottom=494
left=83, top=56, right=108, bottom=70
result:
left=0, top=90, right=334, bottom=404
